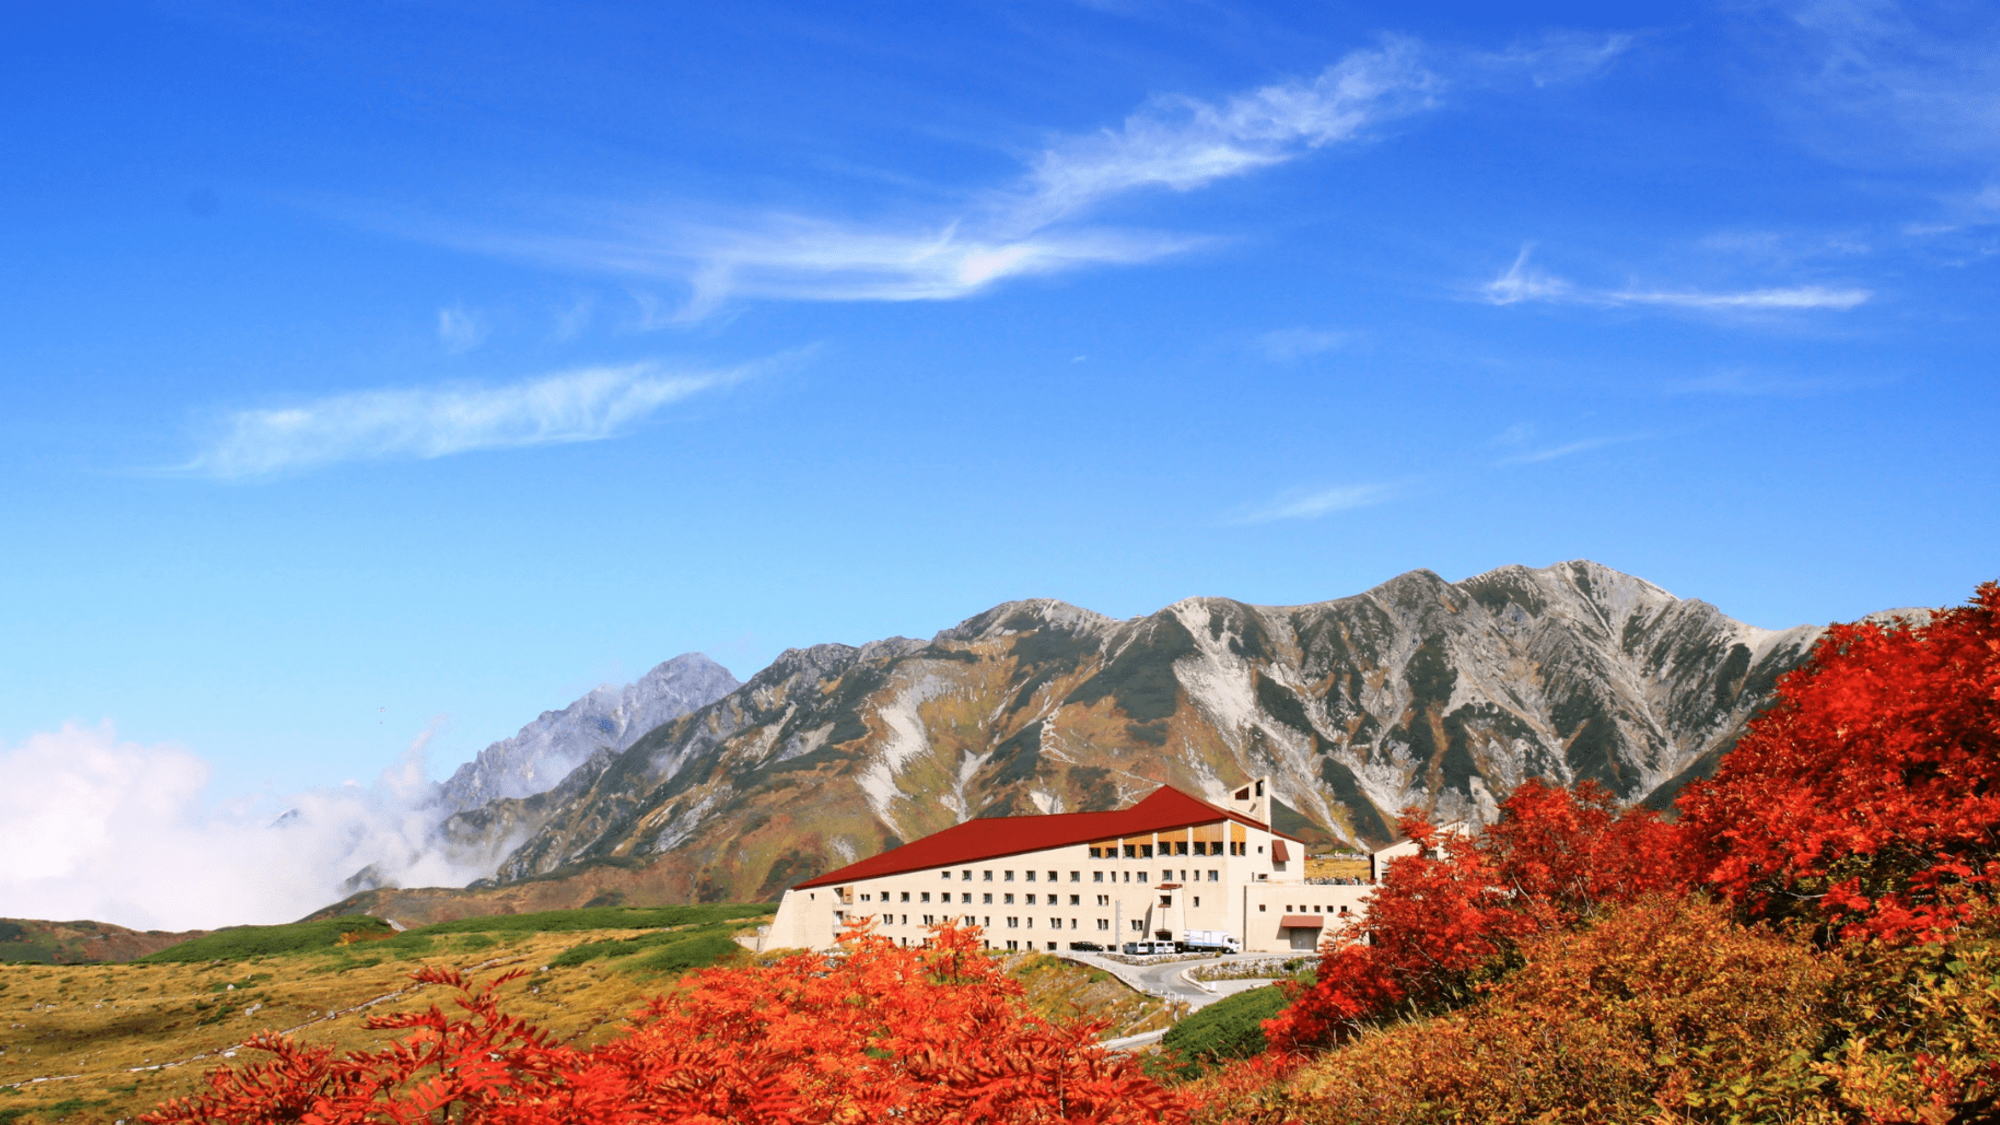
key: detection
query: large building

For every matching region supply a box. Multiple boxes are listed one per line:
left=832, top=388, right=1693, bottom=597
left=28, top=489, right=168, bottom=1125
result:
left=762, top=777, right=1374, bottom=954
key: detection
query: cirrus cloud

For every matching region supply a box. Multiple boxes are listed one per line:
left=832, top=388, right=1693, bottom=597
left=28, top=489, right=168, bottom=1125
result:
left=177, top=355, right=782, bottom=480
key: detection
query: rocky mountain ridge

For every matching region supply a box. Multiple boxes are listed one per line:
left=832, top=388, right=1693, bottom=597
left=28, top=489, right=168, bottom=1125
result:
left=413, top=560, right=1824, bottom=905
left=435, top=653, right=741, bottom=816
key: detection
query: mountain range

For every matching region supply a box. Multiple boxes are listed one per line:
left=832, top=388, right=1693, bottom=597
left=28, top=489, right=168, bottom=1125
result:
left=331, top=560, right=1826, bottom=919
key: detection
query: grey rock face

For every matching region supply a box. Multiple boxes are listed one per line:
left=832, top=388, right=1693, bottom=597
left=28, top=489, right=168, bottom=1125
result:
left=435, top=654, right=740, bottom=816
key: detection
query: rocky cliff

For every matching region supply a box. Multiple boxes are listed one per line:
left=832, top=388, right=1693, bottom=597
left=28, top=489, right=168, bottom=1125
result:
left=434, top=561, right=1821, bottom=903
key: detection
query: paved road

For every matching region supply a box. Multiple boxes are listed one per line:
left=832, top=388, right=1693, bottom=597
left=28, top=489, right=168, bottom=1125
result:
left=1062, top=952, right=1273, bottom=1010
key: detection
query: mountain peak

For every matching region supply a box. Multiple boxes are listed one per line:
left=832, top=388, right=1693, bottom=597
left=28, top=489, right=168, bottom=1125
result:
left=434, top=652, right=740, bottom=818
left=936, top=598, right=1113, bottom=643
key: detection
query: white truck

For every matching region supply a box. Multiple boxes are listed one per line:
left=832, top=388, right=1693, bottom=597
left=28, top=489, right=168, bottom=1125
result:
left=1179, top=929, right=1241, bottom=953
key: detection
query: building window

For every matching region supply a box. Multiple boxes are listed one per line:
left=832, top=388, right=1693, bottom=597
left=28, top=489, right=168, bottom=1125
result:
left=1004, top=893, right=1015, bottom=904
left=1005, top=870, right=1015, bottom=881
left=942, top=871, right=952, bottom=880
left=963, top=870, right=972, bottom=880
left=921, top=892, right=930, bottom=903
left=1025, top=918, right=1033, bottom=929
left=1258, top=905, right=1267, bottom=912
left=1006, top=940, right=1018, bottom=951
left=1069, top=871, right=1080, bottom=882
left=1025, top=870, right=1036, bottom=882
left=1097, top=919, right=1110, bottom=931
left=984, top=871, right=993, bottom=881
left=1096, top=895, right=1110, bottom=906
left=1050, top=918, right=1062, bottom=930
left=1209, top=869, right=1220, bottom=881
left=922, top=914, right=934, bottom=925
left=1026, top=893, right=1037, bottom=905
left=1138, top=872, right=1148, bottom=883
left=1006, top=917, right=1019, bottom=928
left=1093, top=871, right=1104, bottom=883
left=1069, top=894, right=1080, bottom=906
left=900, top=892, right=910, bottom=902
left=1159, top=895, right=1172, bottom=907
left=983, top=893, right=993, bottom=904
left=1130, top=920, right=1143, bottom=932
left=1047, top=870, right=1057, bottom=882
left=961, top=893, right=971, bottom=903
left=1193, top=896, right=1201, bottom=907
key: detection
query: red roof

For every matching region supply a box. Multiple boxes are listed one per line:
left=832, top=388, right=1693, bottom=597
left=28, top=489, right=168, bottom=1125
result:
left=795, top=785, right=1292, bottom=889
left=1278, top=914, right=1324, bottom=929
left=1271, top=839, right=1290, bottom=862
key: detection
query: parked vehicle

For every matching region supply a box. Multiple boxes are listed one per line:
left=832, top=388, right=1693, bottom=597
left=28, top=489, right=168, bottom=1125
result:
left=1066, top=940, right=1103, bottom=952
left=1179, top=929, right=1242, bottom=953
left=1120, top=940, right=1175, bottom=955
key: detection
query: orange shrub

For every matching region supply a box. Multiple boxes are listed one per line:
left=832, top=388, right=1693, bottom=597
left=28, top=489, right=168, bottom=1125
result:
left=1230, top=897, right=1829, bottom=1125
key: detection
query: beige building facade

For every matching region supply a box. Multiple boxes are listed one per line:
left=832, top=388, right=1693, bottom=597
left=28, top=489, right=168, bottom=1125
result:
left=763, top=778, right=1379, bottom=955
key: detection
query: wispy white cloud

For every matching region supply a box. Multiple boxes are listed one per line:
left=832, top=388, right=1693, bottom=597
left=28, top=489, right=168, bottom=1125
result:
left=1481, top=245, right=1872, bottom=312
left=1476, top=29, right=1636, bottom=87
left=1233, top=481, right=1397, bottom=524
left=1759, top=0, right=2000, bottom=163
left=432, top=33, right=1625, bottom=319
left=1255, top=327, right=1351, bottom=362
left=1011, top=38, right=1441, bottom=229
left=1490, top=422, right=1645, bottom=466
left=550, top=295, right=595, bottom=341
left=180, top=357, right=773, bottom=480
left=1496, top=434, right=1638, bottom=465
left=436, top=304, right=488, bottom=353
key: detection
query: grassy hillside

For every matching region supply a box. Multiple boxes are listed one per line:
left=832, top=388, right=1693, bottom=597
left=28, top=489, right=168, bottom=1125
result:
left=0, top=904, right=775, bottom=1124
left=0, top=920, right=208, bottom=966
left=0, top=904, right=1168, bottom=1125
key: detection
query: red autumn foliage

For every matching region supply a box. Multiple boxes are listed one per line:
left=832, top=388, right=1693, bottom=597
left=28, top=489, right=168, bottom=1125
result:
left=1265, top=780, right=1684, bottom=1052
left=1678, top=582, right=2000, bottom=943
left=141, top=922, right=1193, bottom=1125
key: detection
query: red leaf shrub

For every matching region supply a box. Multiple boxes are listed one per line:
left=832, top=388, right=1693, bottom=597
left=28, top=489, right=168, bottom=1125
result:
left=1266, top=781, right=1685, bottom=1052
left=1679, top=583, right=2000, bottom=943
left=142, top=923, right=1193, bottom=1125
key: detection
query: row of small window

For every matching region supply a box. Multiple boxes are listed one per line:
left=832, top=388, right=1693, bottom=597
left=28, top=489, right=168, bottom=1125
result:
left=940, top=868, right=1069, bottom=882
left=850, top=913, right=1152, bottom=934
left=1282, top=903, right=1353, bottom=915
left=1086, top=841, right=1247, bottom=858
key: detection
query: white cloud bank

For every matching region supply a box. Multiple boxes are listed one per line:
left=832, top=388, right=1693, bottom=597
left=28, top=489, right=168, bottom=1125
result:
left=180, top=358, right=762, bottom=480
left=0, top=723, right=486, bottom=932
left=456, top=33, right=1625, bottom=318
left=1481, top=245, right=1872, bottom=311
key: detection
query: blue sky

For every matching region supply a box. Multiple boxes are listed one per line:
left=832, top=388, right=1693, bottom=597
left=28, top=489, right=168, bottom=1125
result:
left=4, top=0, right=1997, bottom=816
